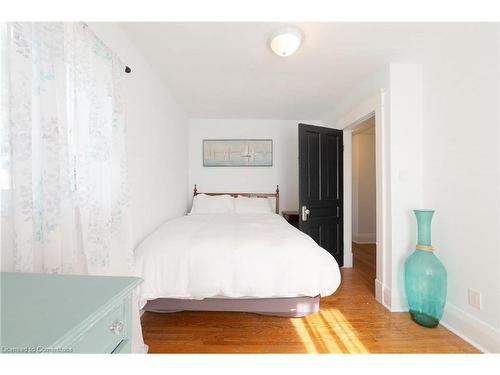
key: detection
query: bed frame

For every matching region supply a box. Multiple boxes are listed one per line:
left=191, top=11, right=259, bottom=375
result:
left=193, top=184, right=280, bottom=214
left=143, top=185, right=321, bottom=318
left=144, top=295, right=320, bottom=318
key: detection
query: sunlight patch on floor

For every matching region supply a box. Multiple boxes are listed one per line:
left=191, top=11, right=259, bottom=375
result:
left=290, top=309, right=369, bottom=353
left=321, top=309, right=369, bottom=353
left=290, top=317, right=320, bottom=353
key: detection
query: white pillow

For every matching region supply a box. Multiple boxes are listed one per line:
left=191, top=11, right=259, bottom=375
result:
left=190, top=194, right=234, bottom=214
left=234, top=196, right=274, bottom=214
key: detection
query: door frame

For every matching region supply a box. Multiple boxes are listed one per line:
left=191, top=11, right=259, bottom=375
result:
left=335, top=89, right=389, bottom=307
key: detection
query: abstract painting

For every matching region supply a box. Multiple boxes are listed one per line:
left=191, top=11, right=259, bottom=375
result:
left=203, top=139, right=273, bottom=167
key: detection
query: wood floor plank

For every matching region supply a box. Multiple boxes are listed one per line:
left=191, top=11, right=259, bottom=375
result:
left=352, top=242, right=376, bottom=295
left=141, top=262, right=479, bottom=353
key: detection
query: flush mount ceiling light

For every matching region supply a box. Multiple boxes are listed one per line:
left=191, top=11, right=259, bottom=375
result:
left=269, top=27, right=303, bottom=57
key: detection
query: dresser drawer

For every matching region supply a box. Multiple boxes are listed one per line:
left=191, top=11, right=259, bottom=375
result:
left=71, top=299, right=128, bottom=353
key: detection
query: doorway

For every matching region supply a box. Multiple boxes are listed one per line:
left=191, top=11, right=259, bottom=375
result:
left=337, top=89, right=387, bottom=307
left=351, top=116, right=376, bottom=294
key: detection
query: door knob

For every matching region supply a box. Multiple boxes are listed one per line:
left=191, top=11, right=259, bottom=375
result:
left=302, top=205, right=310, bottom=221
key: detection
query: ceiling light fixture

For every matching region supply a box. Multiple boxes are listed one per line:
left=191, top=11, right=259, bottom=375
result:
left=269, top=27, right=303, bottom=57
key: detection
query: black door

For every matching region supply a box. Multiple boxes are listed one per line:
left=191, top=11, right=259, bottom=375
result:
left=298, top=123, right=343, bottom=266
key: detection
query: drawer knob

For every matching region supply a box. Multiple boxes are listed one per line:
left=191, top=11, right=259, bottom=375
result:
left=109, top=320, right=124, bottom=336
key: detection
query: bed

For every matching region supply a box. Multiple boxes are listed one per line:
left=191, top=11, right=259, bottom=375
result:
left=134, top=185, right=341, bottom=317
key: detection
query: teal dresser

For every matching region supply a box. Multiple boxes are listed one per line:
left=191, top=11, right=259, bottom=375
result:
left=1, top=272, right=142, bottom=354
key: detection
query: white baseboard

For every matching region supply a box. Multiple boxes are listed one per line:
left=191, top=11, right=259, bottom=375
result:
left=440, top=302, right=500, bottom=353
left=343, top=251, right=353, bottom=268
left=382, top=291, right=500, bottom=352
left=381, top=283, right=408, bottom=312
left=375, top=279, right=384, bottom=306
left=389, top=293, right=409, bottom=312
left=352, top=232, right=376, bottom=244
left=380, top=282, right=395, bottom=311
left=383, top=285, right=391, bottom=309
left=371, top=281, right=500, bottom=353
left=374, top=284, right=499, bottom=352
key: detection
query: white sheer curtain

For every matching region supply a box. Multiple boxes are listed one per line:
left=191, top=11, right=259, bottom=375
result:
left=1, top=22, right=146, bottom=353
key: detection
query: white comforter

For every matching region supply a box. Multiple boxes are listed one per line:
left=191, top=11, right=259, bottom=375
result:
left=134, top=213, right=341, bottom=307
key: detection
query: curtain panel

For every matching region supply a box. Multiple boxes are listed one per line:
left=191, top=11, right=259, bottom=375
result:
left=1, top=22, right=145, bottom=352
left=1, top=22, right=133, bottom=275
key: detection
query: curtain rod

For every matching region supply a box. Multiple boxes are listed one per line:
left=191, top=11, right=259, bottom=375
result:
left=82, top=22, right=132, bottom=74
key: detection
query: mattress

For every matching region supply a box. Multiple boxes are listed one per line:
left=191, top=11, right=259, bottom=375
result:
left=134, top=213, right=341, bottom=308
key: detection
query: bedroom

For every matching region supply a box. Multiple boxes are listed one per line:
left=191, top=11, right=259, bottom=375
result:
left=1, top=0, right=500, bottom=372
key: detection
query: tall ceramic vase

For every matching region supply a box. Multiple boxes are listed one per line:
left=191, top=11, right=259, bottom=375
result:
left=404, top=210, right=447, bottom=328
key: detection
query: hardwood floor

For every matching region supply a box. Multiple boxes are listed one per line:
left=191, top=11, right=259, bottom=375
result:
left=352, top=242, right=376, bottom=295
left=141, top=265, right=479, bottom=353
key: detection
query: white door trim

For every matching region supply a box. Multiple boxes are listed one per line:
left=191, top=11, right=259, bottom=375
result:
left=336, top=89, right=389, bottom=307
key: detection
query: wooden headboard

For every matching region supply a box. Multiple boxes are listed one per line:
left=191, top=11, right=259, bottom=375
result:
left=193, top=185, right=280, bottom=214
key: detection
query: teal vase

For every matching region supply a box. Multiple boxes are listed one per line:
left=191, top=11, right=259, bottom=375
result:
left=404, top=210, right=447, bottom=328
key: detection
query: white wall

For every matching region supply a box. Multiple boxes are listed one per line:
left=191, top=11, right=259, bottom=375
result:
left=188, top=119, right=321, bottom=212
left=421, top=24, right=500, bottom=352
left=89, top=23, right=189, bottom=247
left=332, top=24, right=500, bottom=352
left=333, top=64, right=423, bottom=311
left=387, top=64, right=424, bottom=311
left=352, top=121, right=376, bottom=243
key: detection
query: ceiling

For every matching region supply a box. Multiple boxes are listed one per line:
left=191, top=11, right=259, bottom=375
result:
left=121, top=23, right=450, bottom=119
